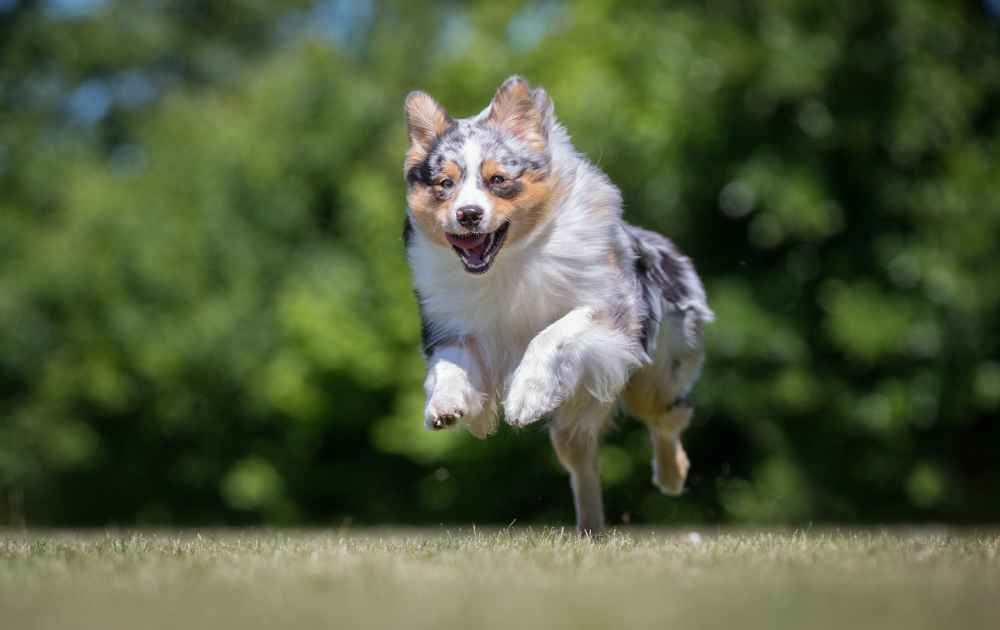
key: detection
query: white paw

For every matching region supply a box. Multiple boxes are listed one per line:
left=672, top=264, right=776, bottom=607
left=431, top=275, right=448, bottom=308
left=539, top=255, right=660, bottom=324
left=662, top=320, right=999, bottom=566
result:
left=425, top=385, right=485, bottom=432
left=504, top=360, right=563, bottom=428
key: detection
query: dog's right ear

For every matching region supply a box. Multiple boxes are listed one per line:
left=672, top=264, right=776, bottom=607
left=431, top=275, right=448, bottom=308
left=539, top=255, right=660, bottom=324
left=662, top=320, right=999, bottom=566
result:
left=405, top=91, right=451, bottom=165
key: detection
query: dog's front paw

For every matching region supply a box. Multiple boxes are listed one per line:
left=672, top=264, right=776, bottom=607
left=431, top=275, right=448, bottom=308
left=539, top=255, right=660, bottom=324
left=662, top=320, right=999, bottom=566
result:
left=504, top=362, right=563, bottom=428
left=425, top=407, right=463, bottom=430
left=425, top=386, right=485, bottom=432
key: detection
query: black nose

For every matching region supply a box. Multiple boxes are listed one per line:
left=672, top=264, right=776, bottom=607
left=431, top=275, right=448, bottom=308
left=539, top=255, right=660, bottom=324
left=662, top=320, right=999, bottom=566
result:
left=456, top=206, right=483, bottom=228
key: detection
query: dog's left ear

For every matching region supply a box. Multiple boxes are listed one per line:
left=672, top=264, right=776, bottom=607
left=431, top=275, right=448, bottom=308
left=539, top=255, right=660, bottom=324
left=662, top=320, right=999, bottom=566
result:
left=487, top=75, right=553, bottom=152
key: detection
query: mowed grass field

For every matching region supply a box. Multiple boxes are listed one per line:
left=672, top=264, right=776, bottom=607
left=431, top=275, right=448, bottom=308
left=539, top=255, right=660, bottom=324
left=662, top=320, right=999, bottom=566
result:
left=2, top=528, right=998, bottom=630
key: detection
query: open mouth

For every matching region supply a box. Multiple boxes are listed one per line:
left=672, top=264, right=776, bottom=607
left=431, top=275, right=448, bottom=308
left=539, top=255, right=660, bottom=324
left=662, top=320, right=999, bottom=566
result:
left=445, top=222, right=510, bottom=274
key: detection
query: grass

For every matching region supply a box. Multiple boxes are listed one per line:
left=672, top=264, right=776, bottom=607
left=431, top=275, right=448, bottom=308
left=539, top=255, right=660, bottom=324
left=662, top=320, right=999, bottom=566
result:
left=2, top=527, right=999, bottom=630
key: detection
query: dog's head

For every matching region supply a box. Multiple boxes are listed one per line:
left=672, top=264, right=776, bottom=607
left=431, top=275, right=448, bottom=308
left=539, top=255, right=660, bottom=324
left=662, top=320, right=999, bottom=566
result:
left=403, top=76, right=560, bottom=274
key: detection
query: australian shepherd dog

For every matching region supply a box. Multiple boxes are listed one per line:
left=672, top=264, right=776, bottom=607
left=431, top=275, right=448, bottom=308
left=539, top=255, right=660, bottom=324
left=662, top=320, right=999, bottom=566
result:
left=402, top=76, right=714, bottom=534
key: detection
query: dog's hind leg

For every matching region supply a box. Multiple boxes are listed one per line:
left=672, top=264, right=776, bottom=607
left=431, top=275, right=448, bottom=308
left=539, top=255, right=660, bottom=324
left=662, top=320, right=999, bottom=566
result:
left=644, top=402, right=693, bottom=495
left=549, top=399, right=614, bottom=535
left=624, top=319, right=705, bottom=496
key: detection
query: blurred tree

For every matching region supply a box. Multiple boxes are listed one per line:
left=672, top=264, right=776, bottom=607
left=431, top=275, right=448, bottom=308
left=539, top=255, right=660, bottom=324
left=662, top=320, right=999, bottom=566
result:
left=0, top=0, right=998, bottom=526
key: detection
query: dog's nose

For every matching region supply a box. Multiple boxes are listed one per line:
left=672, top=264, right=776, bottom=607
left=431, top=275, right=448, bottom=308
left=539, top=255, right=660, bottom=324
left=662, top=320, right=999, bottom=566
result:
left=456, top=206, right=483, bottom=228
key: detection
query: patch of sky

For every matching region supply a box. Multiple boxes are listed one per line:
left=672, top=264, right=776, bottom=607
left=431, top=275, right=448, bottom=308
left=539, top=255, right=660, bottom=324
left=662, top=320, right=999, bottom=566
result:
left=110, top=71, right=157, bottom=108
left=66, top=70, right=158, bottom=124
left=45, top=0, right=106, bottom=19
left=68, top=78, right=112, bottom=124
left=440, top=12, right=472, bottom=57
left=303, top=0, right=374, bottom=52
left=507, top=1, right=564, bottom=52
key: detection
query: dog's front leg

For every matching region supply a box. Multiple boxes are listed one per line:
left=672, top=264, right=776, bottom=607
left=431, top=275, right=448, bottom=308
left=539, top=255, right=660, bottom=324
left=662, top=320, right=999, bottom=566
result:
left=424, top=342, right=492, bottom=438
left=505, top=307, right=643, bottom=427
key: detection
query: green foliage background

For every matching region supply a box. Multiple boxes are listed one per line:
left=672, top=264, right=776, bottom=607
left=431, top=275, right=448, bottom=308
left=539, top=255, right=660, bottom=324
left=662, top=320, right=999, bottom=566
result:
left=1, top=0, right=998, bottom=526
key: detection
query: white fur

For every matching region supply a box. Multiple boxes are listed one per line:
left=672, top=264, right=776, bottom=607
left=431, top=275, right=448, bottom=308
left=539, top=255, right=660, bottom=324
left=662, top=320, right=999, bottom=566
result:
left=449, top=141, right=495, bottom=230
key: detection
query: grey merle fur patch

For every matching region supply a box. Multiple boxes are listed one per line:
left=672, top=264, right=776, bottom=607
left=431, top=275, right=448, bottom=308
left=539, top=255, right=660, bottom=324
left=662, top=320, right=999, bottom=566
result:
left=627, top=224, right=714, bottom=353
left=407, top=119, right=549, bottom=191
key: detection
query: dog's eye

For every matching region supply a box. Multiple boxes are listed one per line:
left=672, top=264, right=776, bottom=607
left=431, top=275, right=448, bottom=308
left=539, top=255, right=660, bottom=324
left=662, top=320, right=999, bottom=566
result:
left=438, top=178, right=454, bottom=190
left=489, top=175, right=506, bottom=186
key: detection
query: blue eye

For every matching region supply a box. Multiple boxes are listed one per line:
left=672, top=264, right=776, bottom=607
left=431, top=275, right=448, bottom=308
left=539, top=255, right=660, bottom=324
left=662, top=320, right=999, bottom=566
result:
left=439, top=178, right=454, bottom=189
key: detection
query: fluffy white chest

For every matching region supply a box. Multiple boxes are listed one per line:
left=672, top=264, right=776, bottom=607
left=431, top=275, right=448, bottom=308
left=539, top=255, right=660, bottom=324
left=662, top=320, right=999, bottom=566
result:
left=417, top=246, right=573, bottom=345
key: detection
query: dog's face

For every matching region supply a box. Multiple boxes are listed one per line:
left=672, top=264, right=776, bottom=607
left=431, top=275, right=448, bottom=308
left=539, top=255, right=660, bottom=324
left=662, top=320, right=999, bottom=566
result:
left=404, top=76, right=559, bottom=274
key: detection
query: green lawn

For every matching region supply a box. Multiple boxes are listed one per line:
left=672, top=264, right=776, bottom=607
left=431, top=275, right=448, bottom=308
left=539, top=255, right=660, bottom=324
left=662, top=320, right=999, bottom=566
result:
left=2, top=528, right=998, bottom=630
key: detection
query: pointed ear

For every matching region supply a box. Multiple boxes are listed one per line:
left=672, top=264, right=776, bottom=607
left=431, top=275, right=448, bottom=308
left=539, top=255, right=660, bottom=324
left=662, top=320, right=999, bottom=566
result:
left=405, top=91, right=452, bottom=153
left=487, top=75, right=553, bottom=151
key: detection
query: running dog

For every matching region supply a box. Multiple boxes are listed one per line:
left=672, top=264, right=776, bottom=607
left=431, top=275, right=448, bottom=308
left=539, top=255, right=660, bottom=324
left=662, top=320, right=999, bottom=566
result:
left=402, top=76, right=713, bottom=533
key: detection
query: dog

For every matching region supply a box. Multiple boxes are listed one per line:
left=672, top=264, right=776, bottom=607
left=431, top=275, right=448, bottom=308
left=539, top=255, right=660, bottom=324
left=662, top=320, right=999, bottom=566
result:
left=402, top=76, right=713, bottom=534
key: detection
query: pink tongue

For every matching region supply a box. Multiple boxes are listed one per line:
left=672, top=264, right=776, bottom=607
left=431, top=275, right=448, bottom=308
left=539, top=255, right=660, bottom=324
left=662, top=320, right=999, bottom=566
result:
left=466, top=239, right=490, bottom=264
left=446, top=233, right=487, bottom=250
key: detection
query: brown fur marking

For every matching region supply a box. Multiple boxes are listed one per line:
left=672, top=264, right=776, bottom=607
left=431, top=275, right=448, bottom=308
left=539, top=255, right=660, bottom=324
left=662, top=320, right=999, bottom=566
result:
left=406, top=159, right=463, bottom=248
left=500, top=172, right=565, bottom=245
